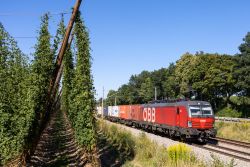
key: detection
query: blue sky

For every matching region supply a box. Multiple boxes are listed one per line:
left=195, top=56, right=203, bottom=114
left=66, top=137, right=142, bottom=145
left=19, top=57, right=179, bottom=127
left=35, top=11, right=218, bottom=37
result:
left=1, top=0, right=250, bottom=99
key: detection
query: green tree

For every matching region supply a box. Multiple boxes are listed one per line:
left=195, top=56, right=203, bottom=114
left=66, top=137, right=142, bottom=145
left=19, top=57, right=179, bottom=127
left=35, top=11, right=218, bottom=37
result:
left=139, top=77, right=154, bottom=102
left=163, top=75, right=178, bottom=99
left=175, top=53, right=195, bottom=97
left=106, top=90, right=118, bottom=106
left=117, top=84, right=135, bottom=104
left=204, top=55, right=237, bottom=107
left=233, top=32, right=250, bottom=117
left=127, top=71, right=151, bottom=103
left=151, top=68, right=168, bottom=99
left=234, top=32, right=250, bottom=96
left=162, top=63, right=178, bottom=99
left=175, top=52, right=237, bottom=109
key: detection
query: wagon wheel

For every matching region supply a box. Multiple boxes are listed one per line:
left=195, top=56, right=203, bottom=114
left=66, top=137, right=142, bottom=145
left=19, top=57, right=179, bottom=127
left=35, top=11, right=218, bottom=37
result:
left=180, top=134, right=186, bottom=142
left=169, top=130, right=175, bottom=138
left=164, top=129, right=169, bottom=136
left=147, top=126, right=152, bottom=132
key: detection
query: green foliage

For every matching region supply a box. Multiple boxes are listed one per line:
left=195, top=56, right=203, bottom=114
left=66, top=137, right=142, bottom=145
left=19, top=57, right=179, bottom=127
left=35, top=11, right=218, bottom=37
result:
left=103, top=124, right=134, bottom=157
left=175, top=52, right=237, bottom=106
left=0, top=14, right=55, bottom=165
left=117, top=84, right=136, bottom=104
left=105, top=90, right=118, bottom=106
left=68, top=12, right=96, bottom=151
left=230, top=96, right=250, bottom=105
left=175, top=52, right=194, bottom=97
left=57, top=16, right=74, bottom=113
left=139, top=77, right=154, bottom=102
left=27, top=13, right=54, bottom=141
left=167, top=143, right=194, bottom=164
left=135, top=133, right=161, bottom=164
left=229, top=96, right=250, bottom=117
left=0, top=22, right=31, bottom=164
left=216, top=107, right=242, bottom=118
left=234, top=32, right=250, bottom=96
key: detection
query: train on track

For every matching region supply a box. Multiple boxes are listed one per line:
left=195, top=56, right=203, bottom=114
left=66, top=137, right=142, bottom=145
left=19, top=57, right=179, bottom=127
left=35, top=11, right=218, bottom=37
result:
left=97, top=100, right=217, bottom=143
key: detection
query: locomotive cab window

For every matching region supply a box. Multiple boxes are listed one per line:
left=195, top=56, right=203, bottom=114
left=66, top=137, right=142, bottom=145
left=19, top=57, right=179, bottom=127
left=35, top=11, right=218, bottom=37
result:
left=201, top=106, right=213, bottom=115
left=189, top=105, right=213, bottom=117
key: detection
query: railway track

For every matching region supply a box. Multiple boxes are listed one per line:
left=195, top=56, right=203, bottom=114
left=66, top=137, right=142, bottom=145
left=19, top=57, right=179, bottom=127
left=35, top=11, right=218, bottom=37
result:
left=210, top=137, right=250, bottom=149
left=192, top=143, right=250, bottom=162
left=192, top=137, right=250, bottom=162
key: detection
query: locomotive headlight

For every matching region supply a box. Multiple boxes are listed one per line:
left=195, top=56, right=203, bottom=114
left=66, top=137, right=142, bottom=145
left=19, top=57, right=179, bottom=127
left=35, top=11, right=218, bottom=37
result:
left=188, top=121, right=192, bottom=127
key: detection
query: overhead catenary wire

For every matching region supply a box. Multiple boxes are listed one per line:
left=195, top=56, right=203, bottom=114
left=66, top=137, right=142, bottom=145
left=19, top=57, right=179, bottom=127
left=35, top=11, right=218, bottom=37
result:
left=13, top=36, right=56, bottom=39
left=13, top=37, right=37, bottom=39
left=0, top=11, right=71, bottom=16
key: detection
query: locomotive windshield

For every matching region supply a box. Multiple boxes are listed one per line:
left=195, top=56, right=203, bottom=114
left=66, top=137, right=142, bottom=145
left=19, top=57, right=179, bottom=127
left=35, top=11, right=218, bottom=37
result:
left=189, top=105, right=213, bottom=117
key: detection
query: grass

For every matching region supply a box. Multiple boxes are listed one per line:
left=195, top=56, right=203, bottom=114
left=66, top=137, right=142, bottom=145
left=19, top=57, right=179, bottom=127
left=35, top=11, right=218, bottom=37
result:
left=98, top=120, right=235, bottom=167
left=98, top=120, right=135, bottom=159
left=215, top=121, right=250, bottom=142
left=127, top=133, right=201, bottom=167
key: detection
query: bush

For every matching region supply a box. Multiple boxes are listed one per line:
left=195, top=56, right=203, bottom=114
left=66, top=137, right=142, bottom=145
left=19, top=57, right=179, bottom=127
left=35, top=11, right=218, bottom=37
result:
left=98, top=121, right=135, bottom=158
left=135, top=133, right=158, bottom=162
left=216, top=107, right=242, bottom=118
left=167, top=143, right=195, bottom=164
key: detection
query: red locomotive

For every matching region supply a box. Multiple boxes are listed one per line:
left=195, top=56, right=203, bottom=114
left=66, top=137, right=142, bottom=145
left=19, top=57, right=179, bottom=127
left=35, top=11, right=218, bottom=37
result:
left=104, top=100, right=216, bottom=142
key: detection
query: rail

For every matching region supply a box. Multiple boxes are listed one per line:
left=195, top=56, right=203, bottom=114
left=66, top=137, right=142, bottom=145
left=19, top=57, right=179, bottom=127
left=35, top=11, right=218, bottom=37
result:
left=215, top=116, right=250, bottom=122
left=192, top=143, right=250, bottom=162
left=210, top=137, right=250, bottom=149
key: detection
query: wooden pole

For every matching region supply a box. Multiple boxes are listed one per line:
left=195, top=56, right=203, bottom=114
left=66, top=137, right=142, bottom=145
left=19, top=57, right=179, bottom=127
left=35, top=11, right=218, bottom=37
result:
left=48, top=0, right=82, bottom=102
left=51, top=34, right=74, bottom=101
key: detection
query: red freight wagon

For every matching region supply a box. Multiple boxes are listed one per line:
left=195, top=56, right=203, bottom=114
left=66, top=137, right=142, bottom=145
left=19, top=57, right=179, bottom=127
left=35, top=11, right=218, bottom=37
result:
left=119, top=105, right=131, bottom=123
left=130, top=104, right=142, bottom=126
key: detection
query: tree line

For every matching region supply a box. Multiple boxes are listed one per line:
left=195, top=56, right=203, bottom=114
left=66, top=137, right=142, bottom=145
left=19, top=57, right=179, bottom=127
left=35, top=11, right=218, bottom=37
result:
left=104, top=33, right=250, bottom=118
left=0, top=12, right=95, bottom=165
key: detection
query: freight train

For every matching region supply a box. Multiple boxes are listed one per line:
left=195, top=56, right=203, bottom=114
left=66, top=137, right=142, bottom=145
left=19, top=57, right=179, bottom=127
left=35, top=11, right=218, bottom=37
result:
left=97, top=100, right=217, bottom=143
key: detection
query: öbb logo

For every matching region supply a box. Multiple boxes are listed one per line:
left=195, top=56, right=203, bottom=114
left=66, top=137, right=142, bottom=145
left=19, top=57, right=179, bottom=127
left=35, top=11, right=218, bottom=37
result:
left=143, top=108, right=156, bottom=122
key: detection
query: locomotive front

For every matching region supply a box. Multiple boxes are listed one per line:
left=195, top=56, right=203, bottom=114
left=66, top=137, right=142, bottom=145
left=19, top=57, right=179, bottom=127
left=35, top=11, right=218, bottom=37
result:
left=187, top=101, right=217, bottom=142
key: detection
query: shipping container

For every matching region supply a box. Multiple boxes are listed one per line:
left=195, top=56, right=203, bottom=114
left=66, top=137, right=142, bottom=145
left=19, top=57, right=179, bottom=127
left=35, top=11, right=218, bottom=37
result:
left=130, top=104, right=142, bottom=121
left=103, top=107, right=108, bottom=117
left=112, top=106, right=119, bottom=117
left=119, top=105, right=131, bottom=120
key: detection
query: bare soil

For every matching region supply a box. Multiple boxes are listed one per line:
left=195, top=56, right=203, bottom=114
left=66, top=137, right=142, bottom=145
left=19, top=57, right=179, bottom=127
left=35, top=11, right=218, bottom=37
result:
left=27, top=110, right=92, bottom=167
